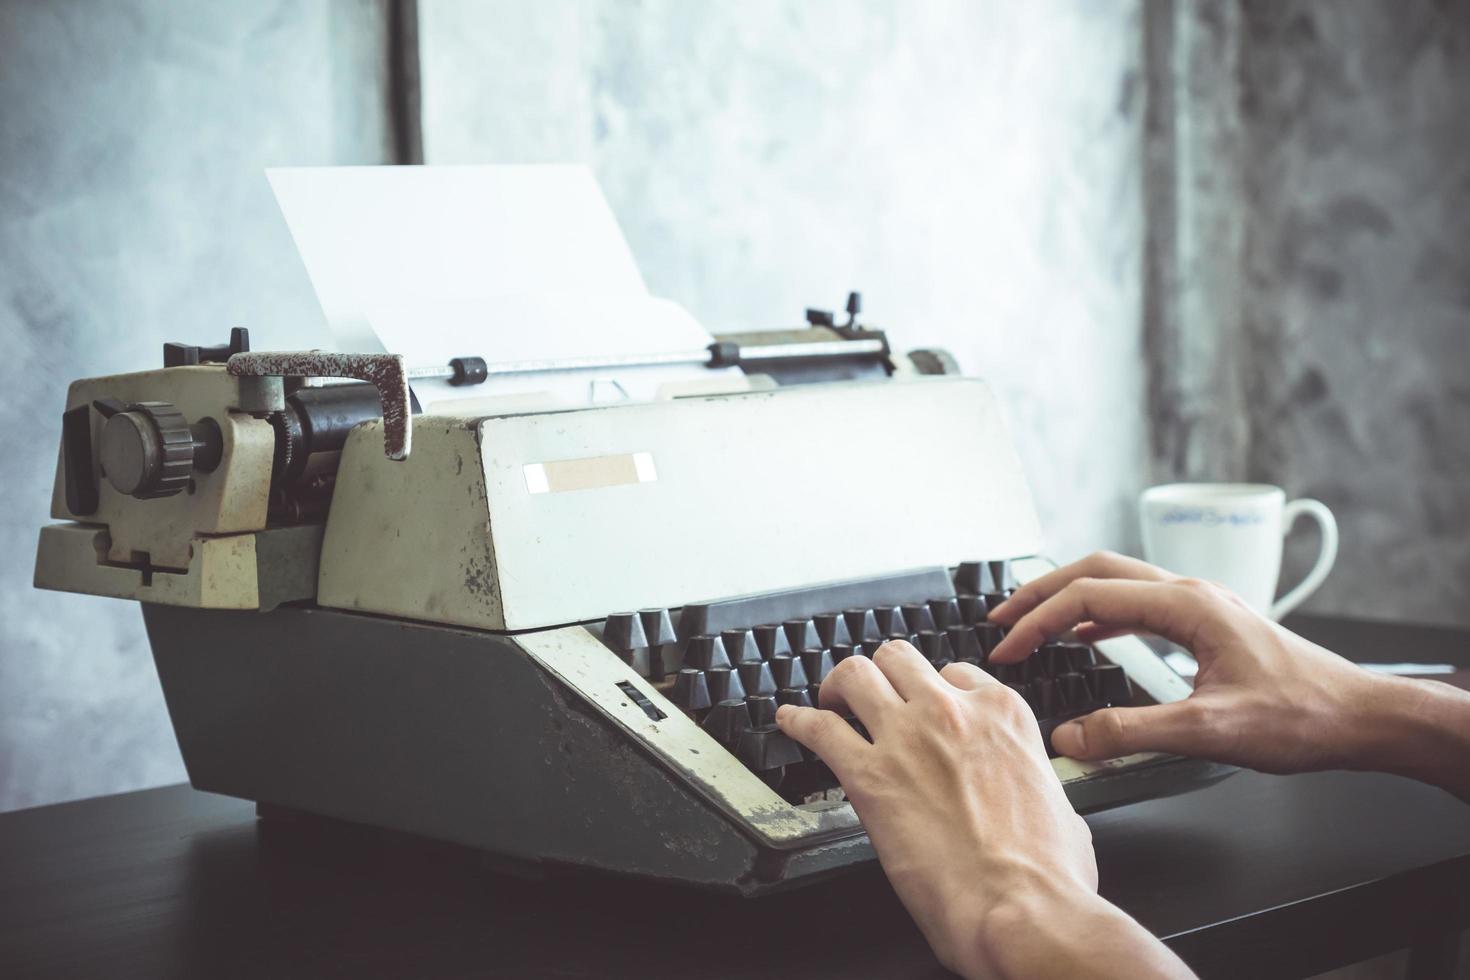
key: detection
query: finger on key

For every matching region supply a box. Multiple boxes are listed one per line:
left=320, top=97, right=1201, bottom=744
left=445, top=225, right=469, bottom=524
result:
left=990, top=578, right=1196, bottom=664
left=817, top=654, right=903, bottom=736
left=870, top=639, right=946, bottom=701
left=988, top=551, right=1173, bottom=625
left=775, top=704, right=871, bottom=779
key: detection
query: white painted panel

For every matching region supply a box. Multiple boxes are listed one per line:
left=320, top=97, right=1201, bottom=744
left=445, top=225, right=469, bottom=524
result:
left=482, top=377, right=1042, bottom=629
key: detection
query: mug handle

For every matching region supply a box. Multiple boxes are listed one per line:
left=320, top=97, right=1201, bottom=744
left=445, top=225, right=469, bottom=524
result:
left=1269, top=498, right=1339, bottom=620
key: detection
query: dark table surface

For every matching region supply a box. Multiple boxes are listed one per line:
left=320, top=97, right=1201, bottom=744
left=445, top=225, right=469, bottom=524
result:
left=3, top=615, right=1469, bottom=980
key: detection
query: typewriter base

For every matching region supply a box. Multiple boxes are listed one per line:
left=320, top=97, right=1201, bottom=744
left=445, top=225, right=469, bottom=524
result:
left=142, top=603, right=1234, bottom=896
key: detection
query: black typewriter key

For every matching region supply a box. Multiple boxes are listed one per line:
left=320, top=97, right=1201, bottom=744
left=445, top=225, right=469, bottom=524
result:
left=777, top=686, right=814, bottom=708
left=800, top=647, right=836, bottom=683
left=721, top=628, right=763, bottom=667
left=671, top=668, right=712, bottom=712
left=914, top=629, right=953, bottom=665
left=683, top=634, right=731, bottom=671
left=1033, top=677, right=1060, bottom=718
left=602, top=612, right=647, bottom=660
left=974, top=623, right=1005, bottom=657
left=946, top=625, right=983, bottom=665
left=746, top=694, right=778, bottom=727
left=861, top=638, right=885, bottom=657
left=706, top=666, right=746, bottom=703
left=957, top=560, right=1011, bottom=595
left=901, top=603, right=936, bottom=633
left=737, top=725, right=804, bottom=770
left=996, top=658, right=1039, bottom=685
left=843, top=608, right=882, bottom=643
left=753, top=623, right=792, bottom=660
left=872, top=605, right=908, bottom=637
left=1057, top=672, right=1092, bottom=713
left=981, top=592, right=1009, bottom=612
left=1063, top=642, right=1096, bottom=672
left=813, top=612, right=851, bottom=648
left=830, top=642, right=858, bottom=662
left=702, top=699, right=752, bottom=746
left=784, top=618, right=821, bottom=652
left=1038, top=642, right=1071, bottom=677
left=957, top=594, right=987, bottom=625
left=929, top=597, right=962, bottom=630
left=769, top=655, right=809, bottom=690
left=639, top=608, right=676, bottom=647
left=1085, top=663, right=1133, bottom=706
left=954, top=561, right=984, bottom=596
left=639, top=608, right=676, bottom=681
left=738, top=661, right=778, bottom=697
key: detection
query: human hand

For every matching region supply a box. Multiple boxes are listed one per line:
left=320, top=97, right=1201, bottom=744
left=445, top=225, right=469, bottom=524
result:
left=986, top=552, right=1386, bottom=774
left=774, top=641, right=1194, bottom=979
left=775, top=643, right=1092, bottom=974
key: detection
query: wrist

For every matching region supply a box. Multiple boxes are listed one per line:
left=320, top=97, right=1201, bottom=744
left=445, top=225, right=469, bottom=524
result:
left=964, top=868, right=1101, bottom=978
left=1345, top=672, right=1470, bottom=786
left=962, top=863, right=1195, bottom=980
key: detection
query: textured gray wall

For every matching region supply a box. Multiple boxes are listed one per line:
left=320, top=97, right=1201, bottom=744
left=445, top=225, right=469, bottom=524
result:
left=6, top=0, right=1466, bottom=814
left=0, top=0, right=391, bottom=811
left=420, top=0, right=1151, bottom=566
left=1144, top=0, right=1470, bottom=625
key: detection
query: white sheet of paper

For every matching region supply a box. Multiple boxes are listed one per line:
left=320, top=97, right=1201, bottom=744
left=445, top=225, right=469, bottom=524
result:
left=266, top=165, right=738, bottom=410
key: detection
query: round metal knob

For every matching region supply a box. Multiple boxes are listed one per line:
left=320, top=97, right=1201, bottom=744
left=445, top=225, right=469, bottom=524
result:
left=98, top=401, right=195, bottom=499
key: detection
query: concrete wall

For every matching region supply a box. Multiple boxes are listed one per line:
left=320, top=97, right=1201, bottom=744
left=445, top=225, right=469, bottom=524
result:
left=8, top=0, right=1464, bottom=813
left=420, top=0, right=1151, bottom=566
left=0, top=0, right=392, bottom=811
left=1144, top=0, right=1470, bottom=624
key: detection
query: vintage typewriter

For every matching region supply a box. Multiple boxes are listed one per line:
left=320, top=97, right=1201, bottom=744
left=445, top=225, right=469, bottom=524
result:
left=35, top=297, right=1233, bottom=894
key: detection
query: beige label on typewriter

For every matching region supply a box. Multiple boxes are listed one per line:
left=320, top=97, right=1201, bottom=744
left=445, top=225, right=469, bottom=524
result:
left=522, top=452, right=658, bottom=494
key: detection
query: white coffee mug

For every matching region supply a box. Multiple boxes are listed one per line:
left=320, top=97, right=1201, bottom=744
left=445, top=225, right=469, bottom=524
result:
left=1139, top=483, right=1338, bottom=620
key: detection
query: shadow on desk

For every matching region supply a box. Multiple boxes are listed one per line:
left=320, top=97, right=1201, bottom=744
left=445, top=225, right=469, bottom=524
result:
left=170, top=809, right=944, bottom=980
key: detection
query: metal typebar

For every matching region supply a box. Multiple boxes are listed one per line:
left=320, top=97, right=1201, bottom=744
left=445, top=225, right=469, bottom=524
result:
left=406, top=338, right=887, bottom=383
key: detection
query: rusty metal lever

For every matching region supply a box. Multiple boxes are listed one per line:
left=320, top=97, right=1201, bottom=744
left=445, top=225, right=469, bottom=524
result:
left=226, top=351, right=411, bottom=460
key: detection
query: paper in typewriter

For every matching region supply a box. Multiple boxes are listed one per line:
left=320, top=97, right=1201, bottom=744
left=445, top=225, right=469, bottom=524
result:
left=268, top=165, right=738, bottom=410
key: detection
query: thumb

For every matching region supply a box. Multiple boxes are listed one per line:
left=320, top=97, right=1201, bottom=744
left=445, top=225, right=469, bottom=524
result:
left=1051, top=700, right=1206, bottom=761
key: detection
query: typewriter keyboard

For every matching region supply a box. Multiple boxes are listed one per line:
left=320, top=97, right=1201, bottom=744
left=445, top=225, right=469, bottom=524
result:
left=598, top=561, right=1146, bottom=805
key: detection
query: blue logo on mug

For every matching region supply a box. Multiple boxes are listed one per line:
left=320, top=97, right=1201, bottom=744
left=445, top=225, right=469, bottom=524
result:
left=1161, top=508, right=1263, bottom=528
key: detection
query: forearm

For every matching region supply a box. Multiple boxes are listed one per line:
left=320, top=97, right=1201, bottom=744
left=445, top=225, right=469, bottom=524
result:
left=1348, top=673, right=1470, bottom=801
left=965, top=878, right=1194, bottom=980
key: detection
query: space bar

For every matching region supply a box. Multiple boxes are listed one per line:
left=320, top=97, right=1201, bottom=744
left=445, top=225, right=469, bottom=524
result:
left=676, top=567, right=955, bottom=639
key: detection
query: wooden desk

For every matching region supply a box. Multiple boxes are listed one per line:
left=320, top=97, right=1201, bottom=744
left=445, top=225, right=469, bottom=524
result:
left=2, top=616, right=1468, bottom=979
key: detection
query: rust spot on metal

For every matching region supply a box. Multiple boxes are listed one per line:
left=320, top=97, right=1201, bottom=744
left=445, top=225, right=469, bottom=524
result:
left=227, top=350, right=411, bottom=460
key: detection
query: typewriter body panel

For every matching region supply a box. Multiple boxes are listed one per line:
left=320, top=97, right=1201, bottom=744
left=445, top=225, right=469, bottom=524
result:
left=36, top=324, right=1232, bottom=895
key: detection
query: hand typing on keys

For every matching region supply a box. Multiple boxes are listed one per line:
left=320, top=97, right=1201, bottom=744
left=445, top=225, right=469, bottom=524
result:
left=777, top=552, right=1470, bottom=979
left=775, top=639, right=1194, bottom=980
left=988, top=552, right=1470, bottom=800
